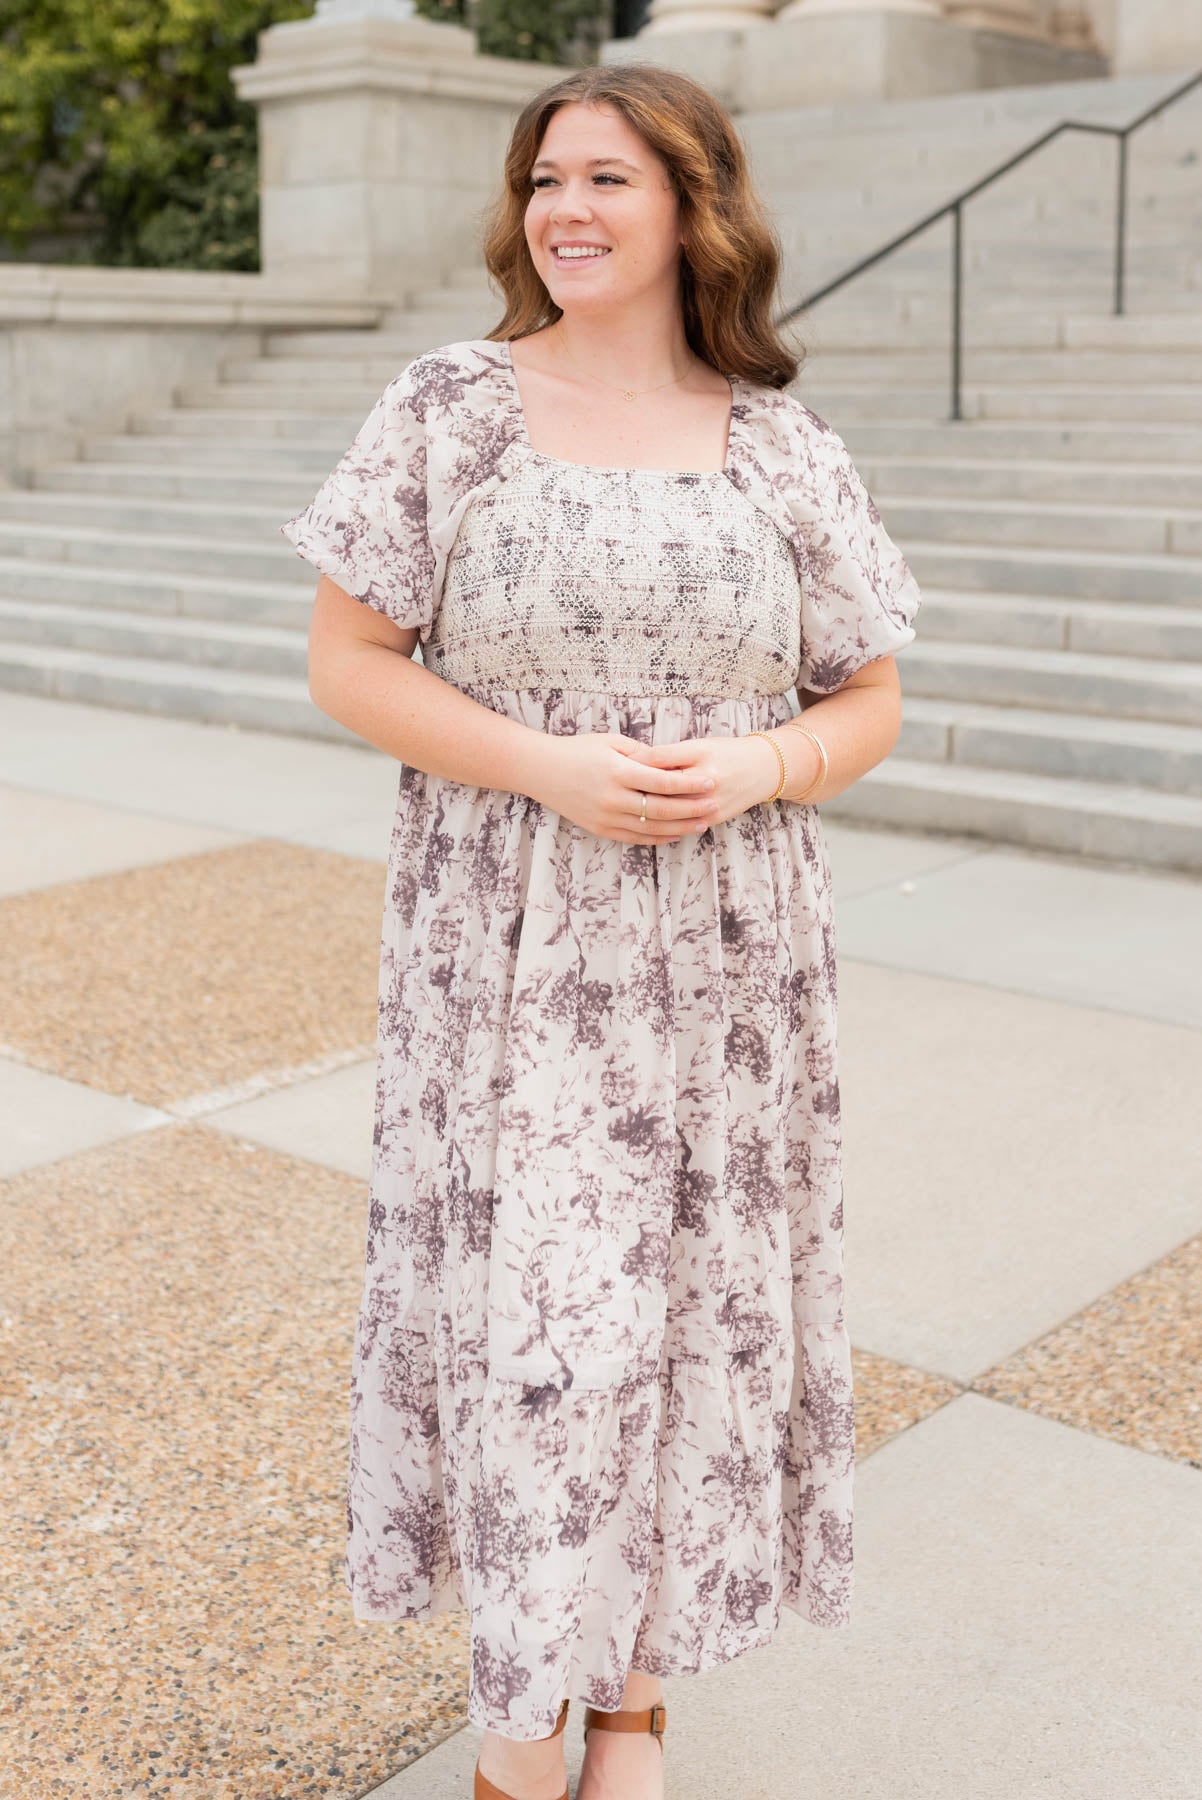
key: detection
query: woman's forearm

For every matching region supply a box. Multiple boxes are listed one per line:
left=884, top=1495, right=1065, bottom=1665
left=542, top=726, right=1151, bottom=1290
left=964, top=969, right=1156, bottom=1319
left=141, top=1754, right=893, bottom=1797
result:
left=751, top=677, right=903, bottom=805
left=311, top=641, right=547, bottom=797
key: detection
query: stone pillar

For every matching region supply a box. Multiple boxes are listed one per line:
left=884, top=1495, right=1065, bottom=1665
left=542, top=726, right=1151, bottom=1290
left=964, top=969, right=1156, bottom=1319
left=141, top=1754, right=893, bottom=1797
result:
left=941, top=0, right=1046, bottom=37
left=231, top=10, right=549, bottom=298
left=1048, top=1, right=1098, bottom=50
left=776, top=0, right=944, bottom=19
left=641, top=0, right=775, bottom=29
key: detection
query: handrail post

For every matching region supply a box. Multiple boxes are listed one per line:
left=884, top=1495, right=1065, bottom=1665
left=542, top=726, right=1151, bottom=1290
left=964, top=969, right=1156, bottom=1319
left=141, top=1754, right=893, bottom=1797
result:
left=951, top=201, right=964, bottom=422
left=1114, top=131, right=1129, bottom=316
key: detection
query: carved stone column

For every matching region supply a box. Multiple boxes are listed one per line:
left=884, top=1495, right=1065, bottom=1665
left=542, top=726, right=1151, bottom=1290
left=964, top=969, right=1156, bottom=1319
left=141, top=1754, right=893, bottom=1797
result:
left=315, top=0, right=417, bottom=15
left=641, top=0, right=776, bottom=31
left=776, top=0, right=944, bottom=18
left=941, top=0, right=1046, bottom=36
left=1049, top=1, right=1097, bottom=50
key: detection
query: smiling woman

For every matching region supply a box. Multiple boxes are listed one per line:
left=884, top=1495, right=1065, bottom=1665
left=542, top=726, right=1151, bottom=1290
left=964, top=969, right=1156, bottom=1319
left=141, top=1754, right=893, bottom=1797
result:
left=280, top=57, right=920, bottom=1800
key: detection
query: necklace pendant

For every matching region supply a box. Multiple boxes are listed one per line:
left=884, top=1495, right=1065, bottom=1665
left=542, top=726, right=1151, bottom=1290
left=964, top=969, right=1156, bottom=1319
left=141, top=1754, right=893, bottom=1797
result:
left=623, top=390, right=636, bottom=402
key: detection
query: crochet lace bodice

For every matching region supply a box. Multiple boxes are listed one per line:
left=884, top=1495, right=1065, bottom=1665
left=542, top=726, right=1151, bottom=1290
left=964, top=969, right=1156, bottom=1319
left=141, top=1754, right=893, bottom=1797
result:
left=422, top=449, right=803, bottom=699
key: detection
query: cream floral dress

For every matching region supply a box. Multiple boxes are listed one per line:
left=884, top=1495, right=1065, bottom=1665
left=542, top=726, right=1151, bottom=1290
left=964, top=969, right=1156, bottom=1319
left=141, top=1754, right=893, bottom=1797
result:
left=281, top=336, right=921, bottom=1740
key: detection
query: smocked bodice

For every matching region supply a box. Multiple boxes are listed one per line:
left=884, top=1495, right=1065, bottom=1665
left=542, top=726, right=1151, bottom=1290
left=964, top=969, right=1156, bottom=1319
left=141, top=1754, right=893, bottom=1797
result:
left=421, top=449, right=803, bottom=699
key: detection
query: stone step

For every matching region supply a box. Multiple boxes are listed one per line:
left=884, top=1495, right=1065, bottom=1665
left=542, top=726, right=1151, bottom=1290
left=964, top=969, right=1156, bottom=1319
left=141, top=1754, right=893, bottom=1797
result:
left=0, top=555, right=312, bottom=624
left=914, top=589, right=1202, bottom=661
left=967, top=383, right=1202, bottom=422
left=127, top=407, right=365, bottom=442
left=0, top=640, right=355, bottom=742
left=32, top=461, right=322, bottom=507
left=0, top=488, right=286, bottom=537
left=897, top=695, right=1202, bottom=794
left=824, top=755, right=1202, bottom=874
left=797, top=381, right=1202, bottom=425
left=836, top=419, right=1202, bottom=463
left=858, top=454, right=1202, bottom=508
left=794, top=307, right=1197, bottom=350
left=81, top=434, right=343, bottom=470
left=900, top=639, right=1202, bottom=724
left=1062, top=312, right=1202, bottom=349
left=0, top=519, right=294, bottom=583
left=905, top=537, right=1202, bottom=605
left=879, top=495, right=1202, bottom=557
left=0, top=598, right=307, bottom=676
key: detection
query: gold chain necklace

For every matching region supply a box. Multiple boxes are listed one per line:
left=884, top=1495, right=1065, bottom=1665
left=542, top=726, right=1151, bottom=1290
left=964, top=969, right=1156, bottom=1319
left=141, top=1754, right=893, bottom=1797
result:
left=553, top=323, right=696, bottom=403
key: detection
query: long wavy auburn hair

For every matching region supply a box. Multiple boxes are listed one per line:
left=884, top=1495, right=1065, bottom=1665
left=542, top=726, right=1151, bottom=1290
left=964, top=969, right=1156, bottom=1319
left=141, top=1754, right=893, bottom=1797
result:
left=479, top=63, right=804, bottom=391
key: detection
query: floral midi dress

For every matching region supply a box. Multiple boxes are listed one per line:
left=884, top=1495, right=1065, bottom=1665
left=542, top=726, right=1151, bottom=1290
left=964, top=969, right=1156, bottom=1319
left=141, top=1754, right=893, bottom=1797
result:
left=281, top=335, right=921, bottom=1740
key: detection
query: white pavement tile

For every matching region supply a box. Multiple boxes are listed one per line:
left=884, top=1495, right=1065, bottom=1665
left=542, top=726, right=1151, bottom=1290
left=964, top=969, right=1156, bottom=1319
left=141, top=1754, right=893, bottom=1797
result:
left=0, top=782, right=242, bottom=897
left=282, top=808, right=395, bottom=862
left=825, top=818, right=988, bottom=899
left=202, top=1057, right=376, bottom=1177
left=835, top=841, right=1202, bottom=1031
left=371, top=1396, right=1202, bottom=1799
left=0, top=1055, right=169, bottom=1179
left=0, top=692, right=399, bottom=841
left=838, top=959, right=1202, bottom=1381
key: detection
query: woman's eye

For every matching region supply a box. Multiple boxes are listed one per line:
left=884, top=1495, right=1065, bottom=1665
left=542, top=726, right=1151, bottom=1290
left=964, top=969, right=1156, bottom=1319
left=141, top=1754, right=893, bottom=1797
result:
left=530, top=174, right=626, bottom=189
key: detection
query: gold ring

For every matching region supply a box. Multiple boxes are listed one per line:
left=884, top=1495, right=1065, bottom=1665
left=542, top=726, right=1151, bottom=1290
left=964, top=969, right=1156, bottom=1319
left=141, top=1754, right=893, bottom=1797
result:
left=639, top=791, right=648, bottom=824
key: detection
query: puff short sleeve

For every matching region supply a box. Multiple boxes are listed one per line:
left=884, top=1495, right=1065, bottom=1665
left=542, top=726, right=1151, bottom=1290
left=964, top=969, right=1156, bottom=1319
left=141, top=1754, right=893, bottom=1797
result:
left=280, top=359, right=436, bottom=635
left=779, top=404, right=922, bottom=696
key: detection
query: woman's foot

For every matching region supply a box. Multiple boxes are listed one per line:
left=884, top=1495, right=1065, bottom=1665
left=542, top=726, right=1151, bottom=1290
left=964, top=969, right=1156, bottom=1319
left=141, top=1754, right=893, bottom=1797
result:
left=477, top=1719, right=569, bottom=1800
left=576, top=1672, right=666, bottom=1800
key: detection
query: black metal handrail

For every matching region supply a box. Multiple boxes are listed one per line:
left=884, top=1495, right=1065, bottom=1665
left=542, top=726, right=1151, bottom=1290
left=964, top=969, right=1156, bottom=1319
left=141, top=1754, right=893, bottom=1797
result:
left=775, top=68, right=1202, bottom=421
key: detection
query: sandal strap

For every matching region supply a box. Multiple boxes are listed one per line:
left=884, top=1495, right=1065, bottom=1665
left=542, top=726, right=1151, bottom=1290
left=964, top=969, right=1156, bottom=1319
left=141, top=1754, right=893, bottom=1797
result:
left=473, top=1701, right=571, bottom=1800
left=583, top=1700, right=667, bottom=1742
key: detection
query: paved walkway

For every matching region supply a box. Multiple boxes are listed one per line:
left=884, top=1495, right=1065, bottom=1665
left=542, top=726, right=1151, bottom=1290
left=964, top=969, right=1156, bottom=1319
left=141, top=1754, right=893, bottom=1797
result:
left=1, top=691, right=1198, bottom=1800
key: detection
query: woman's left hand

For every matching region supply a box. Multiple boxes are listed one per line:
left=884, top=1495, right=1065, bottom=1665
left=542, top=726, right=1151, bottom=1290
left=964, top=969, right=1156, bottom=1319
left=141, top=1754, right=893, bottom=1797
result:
left=619, top=732, right=789, bottom=831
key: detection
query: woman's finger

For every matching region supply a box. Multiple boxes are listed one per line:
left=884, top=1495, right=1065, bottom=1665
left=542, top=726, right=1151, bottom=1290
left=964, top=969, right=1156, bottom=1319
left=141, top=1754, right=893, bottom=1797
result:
left=614, top=761, right=714, bottom=797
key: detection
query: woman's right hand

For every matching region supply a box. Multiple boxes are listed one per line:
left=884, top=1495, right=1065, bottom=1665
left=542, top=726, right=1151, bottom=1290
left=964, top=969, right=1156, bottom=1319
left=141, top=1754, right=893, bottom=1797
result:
left=526, top=732, right=721, bottom=845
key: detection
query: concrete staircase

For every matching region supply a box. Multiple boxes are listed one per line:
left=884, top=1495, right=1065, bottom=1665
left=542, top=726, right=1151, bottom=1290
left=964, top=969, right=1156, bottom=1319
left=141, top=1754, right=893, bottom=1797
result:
left=2, top=70, right=1201, bottom=871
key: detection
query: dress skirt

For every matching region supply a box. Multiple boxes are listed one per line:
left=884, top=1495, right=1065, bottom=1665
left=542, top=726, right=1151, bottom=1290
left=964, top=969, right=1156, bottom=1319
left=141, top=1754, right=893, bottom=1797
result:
left=348, top=684, right=855, bottom=1739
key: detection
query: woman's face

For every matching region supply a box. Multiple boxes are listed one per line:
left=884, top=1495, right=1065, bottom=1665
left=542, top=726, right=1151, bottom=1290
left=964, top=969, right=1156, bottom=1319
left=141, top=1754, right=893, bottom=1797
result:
left=524, top=101, right=683, bottom=315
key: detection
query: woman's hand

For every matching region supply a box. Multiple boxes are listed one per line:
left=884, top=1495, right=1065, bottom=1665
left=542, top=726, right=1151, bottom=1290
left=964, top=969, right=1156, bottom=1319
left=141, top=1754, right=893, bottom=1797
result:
left=631, top=733, right=792, bottom=828
left=526, top=731, right=789, bottom=845
left=525, top=732, right=722, bottom=845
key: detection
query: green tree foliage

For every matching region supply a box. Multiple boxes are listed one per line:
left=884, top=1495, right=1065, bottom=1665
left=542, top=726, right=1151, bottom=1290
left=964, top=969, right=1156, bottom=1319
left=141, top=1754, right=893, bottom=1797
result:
left=0, top=0, right=607, bottom=270
left=416, top=0, right=607, bottom=68
left=0, top=1, right=312, bottom=268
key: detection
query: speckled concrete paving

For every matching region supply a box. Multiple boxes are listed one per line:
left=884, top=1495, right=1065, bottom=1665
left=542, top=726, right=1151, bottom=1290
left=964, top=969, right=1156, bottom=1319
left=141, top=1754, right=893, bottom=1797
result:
left=0, top=839, right=383, bottom=1106
left=0, top=1123, right=471, bottom=1800
left=2, top=692, right=1200, bottom=1800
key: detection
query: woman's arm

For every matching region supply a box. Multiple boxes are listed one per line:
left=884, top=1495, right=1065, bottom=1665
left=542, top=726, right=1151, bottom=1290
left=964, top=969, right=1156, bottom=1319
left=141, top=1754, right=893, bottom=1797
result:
left=775, top=654, right=904, bottom=804
left=307, top=576, right=722, bottom=843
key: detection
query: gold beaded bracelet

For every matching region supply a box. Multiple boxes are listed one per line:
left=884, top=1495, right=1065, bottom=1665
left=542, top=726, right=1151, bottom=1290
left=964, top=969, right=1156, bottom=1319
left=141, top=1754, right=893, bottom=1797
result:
left=748, top=729, right=788, bottom=800
left=748, top=723, right=829, bottom=805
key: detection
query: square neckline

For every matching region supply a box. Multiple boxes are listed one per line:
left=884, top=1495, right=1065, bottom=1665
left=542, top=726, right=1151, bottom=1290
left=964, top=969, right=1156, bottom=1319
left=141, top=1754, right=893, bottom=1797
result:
left=498, top=336, right=739, bottom=480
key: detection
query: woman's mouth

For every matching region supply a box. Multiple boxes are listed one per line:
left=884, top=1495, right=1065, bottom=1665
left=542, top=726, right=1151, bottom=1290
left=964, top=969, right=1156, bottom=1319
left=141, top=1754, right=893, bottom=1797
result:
left=551, top=245, right=612, bottom=264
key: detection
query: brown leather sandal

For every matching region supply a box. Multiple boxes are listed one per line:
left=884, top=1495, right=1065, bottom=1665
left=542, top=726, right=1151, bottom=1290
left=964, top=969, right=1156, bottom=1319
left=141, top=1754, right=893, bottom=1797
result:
left=582, top=1697, right=667, bottom=1749
left=474, top=1697, right=571, bottom=1800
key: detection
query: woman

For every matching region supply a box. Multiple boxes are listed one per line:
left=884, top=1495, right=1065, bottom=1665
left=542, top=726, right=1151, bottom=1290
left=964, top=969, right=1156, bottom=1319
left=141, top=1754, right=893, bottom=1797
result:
left=282, top=61, right=920, bottom=1800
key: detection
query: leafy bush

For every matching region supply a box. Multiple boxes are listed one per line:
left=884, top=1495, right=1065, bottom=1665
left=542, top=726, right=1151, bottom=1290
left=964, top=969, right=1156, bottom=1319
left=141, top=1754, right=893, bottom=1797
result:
left=0, top=1, right=312, bottom=268
left=416, top=0, right=607, bottom=66
left=0, top=0, right=607, bottom=270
